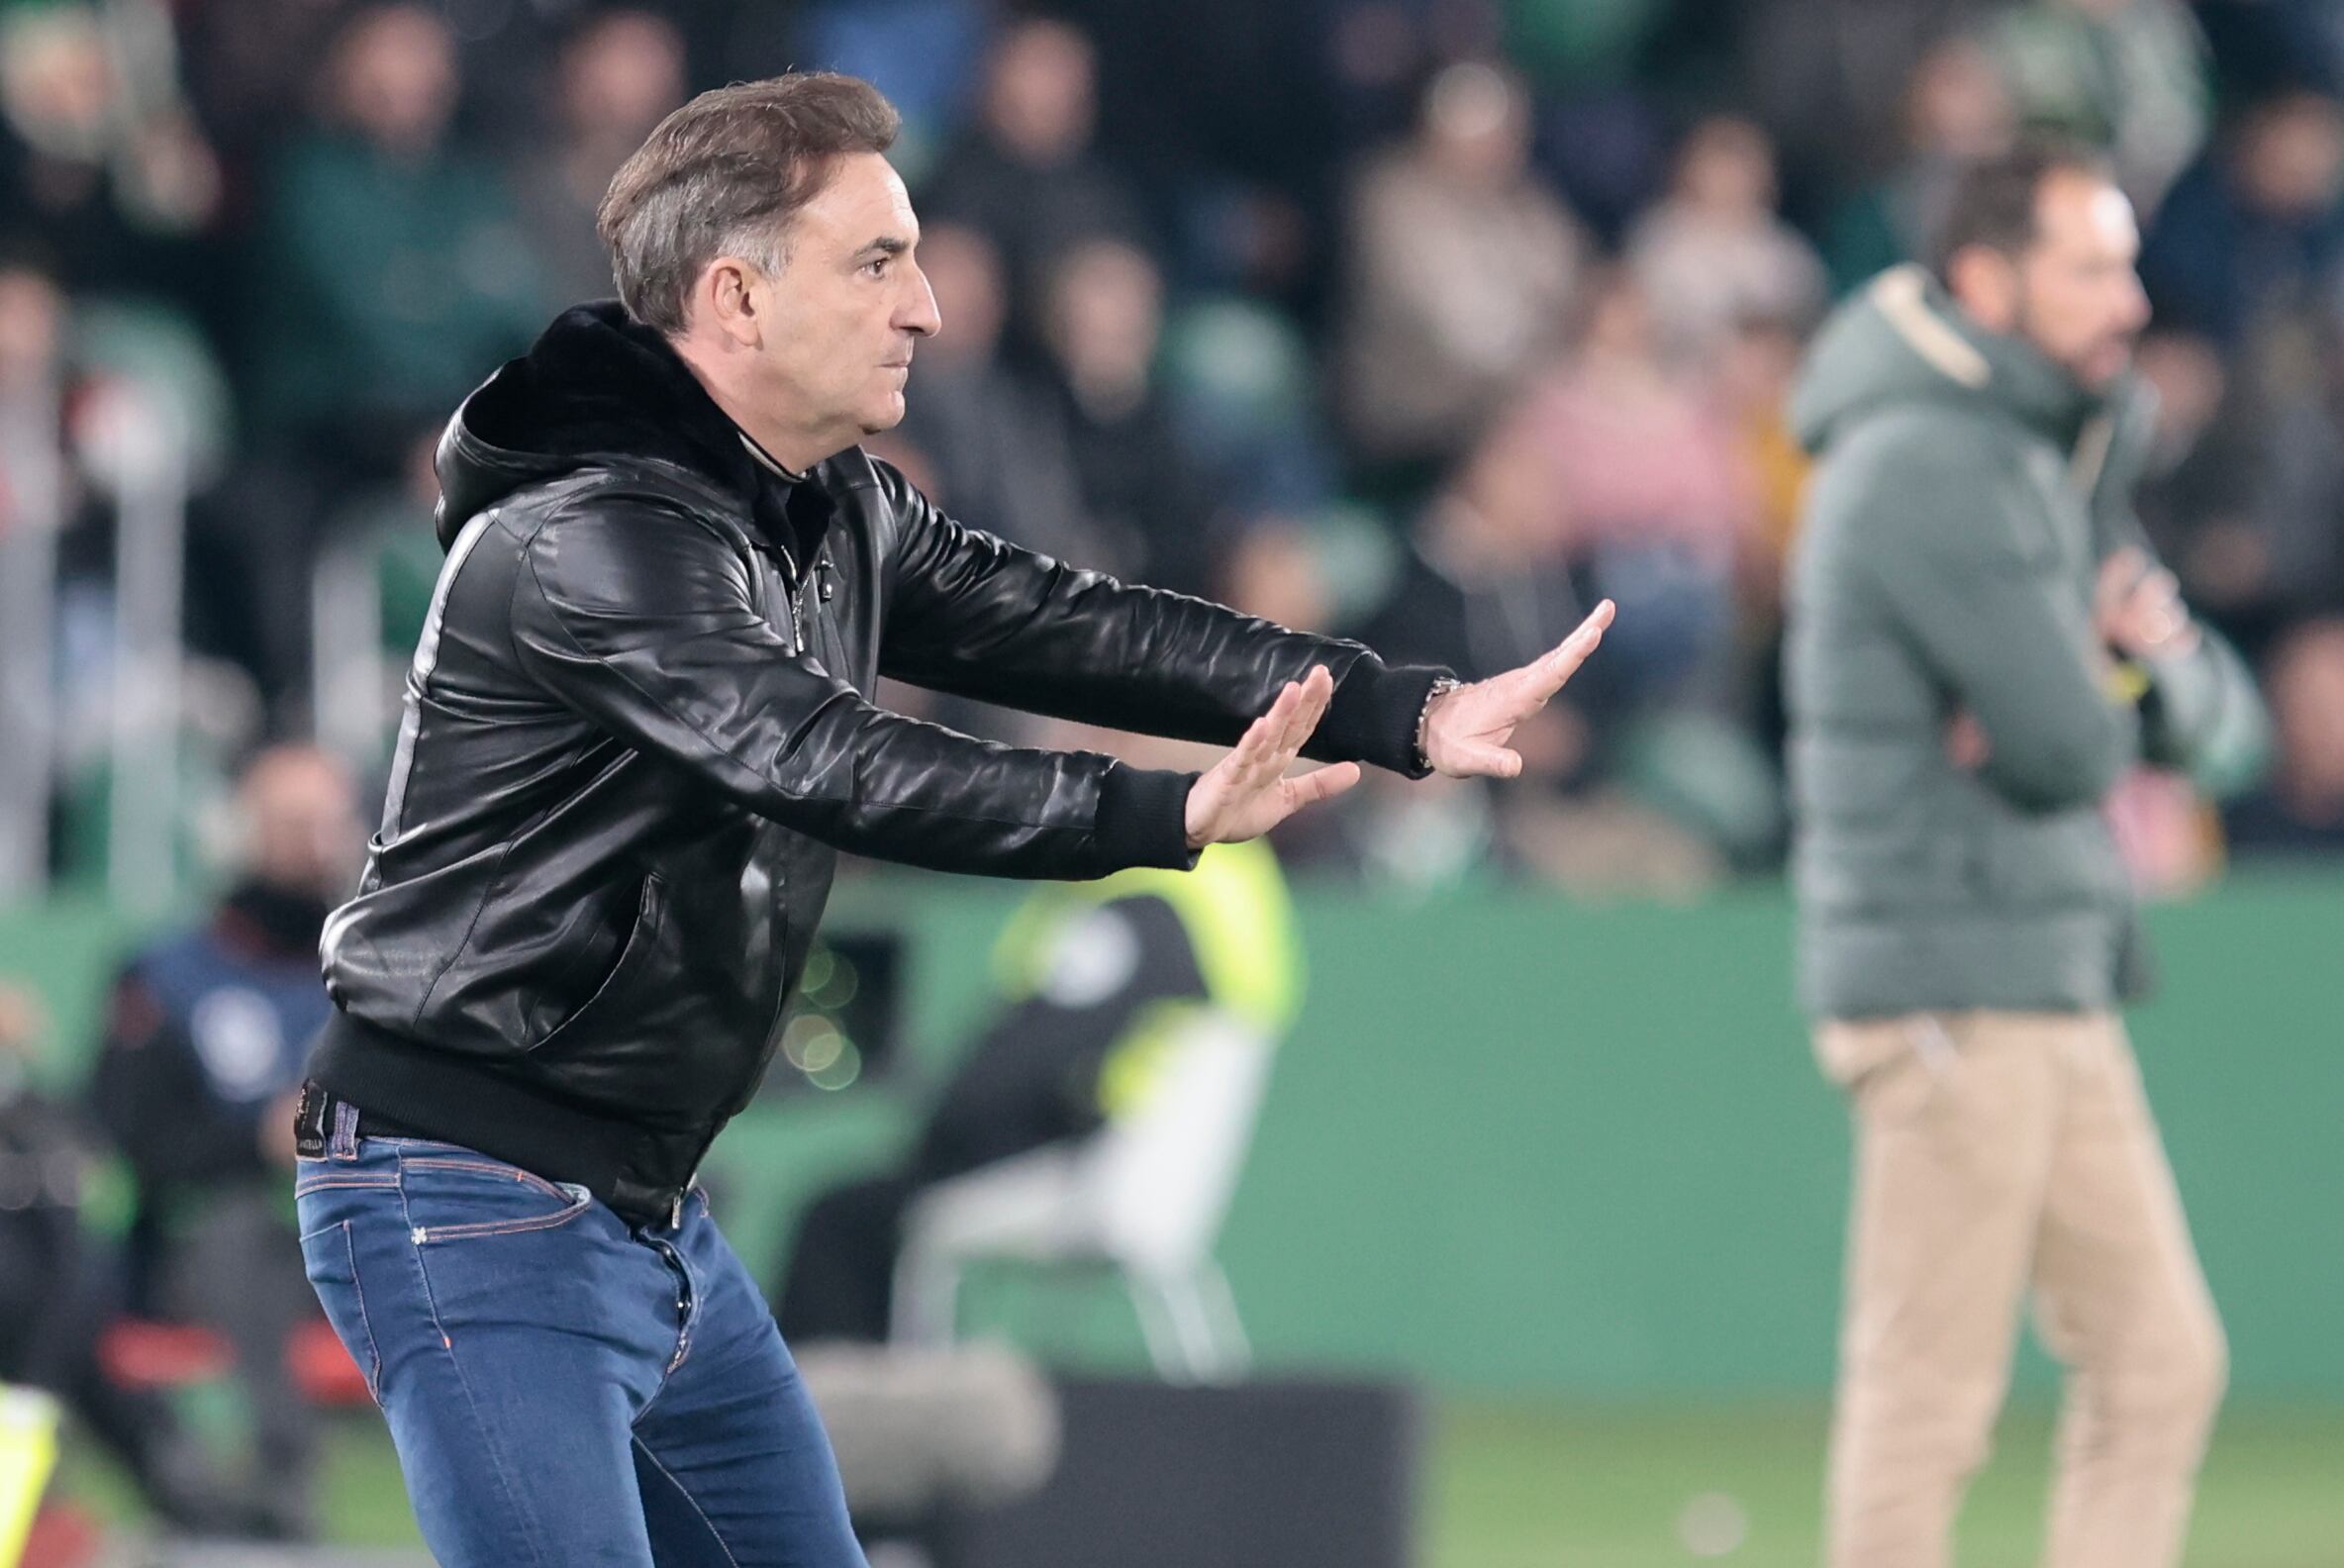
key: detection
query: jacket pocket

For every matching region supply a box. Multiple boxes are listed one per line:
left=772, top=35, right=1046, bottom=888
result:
left=528, top=873, right=664, bottom=1053
left=1813, top=1014, right=1957, bottom=1126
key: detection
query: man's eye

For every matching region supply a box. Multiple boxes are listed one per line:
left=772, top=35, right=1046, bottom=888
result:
left=865, top=257, right=890, bottom=277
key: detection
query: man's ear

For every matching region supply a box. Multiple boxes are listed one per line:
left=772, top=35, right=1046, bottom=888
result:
left=696, top=256, right=764, bottom=347
left=1947, top=245, right=2020, bottom=335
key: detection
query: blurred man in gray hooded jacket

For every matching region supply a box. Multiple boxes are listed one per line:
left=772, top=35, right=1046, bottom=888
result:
left=1786, top=144, right=2264, bottom=1568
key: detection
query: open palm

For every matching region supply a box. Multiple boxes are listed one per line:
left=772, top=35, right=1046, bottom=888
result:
left=1183, top=666, right=1362, bottom=849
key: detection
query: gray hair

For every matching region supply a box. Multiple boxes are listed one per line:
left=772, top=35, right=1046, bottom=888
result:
left=596, top=72, right=901, bottom=335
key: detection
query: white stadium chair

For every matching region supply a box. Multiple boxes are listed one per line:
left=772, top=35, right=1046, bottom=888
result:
left=890, top=1012, right=1272, bottom=1383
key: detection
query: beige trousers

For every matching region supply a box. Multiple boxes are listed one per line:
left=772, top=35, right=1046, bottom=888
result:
left=1814, top=1011, right=2226, bottom=1568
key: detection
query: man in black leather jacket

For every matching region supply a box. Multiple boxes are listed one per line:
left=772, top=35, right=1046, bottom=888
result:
left=291, top=72, right=1611, bottom=1568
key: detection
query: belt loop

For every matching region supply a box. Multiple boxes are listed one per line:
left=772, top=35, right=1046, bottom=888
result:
left=329, top=1100, right=361, bottom=1161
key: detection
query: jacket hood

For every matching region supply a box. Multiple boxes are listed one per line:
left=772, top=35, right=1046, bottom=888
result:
left=1792, top=265, right=2104, bottom=457
left=433, top=302, right=768, bottom=549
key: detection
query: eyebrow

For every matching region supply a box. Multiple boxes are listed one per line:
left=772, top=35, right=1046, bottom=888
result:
left=857, top=236, right=913, bottom=259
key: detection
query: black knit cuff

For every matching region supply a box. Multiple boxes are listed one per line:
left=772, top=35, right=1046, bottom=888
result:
left=1318, top=657, right=1453, bottom=778
left=1094, top=763, right=1201, bottom=872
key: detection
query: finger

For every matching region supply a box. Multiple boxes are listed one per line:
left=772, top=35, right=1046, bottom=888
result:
left=1443, top=743, right=1522, bottom=780
left=1234, top=681, right=1301, bottom=774
left=1300, top=662, right=1334, bottom=717
left=1224, top=708, right=1277, bottom=774
left=2098, top=547, right=2151, bottom=613
left=2140, top=582, right=2191, bottom=646
left=1250, top=668, right=1321, bottom=777
left=1278, top=666, right=1335, bottom=759
left=1280, top=761, right=1361, bottom=814
left=1268, top=675, right=1313, bottom=751
left=1525, top=600, right=1615, bottom=696
left=1276, top=664, right=1330, bottom=732
left=1211, top=700, right=1285, bottom=802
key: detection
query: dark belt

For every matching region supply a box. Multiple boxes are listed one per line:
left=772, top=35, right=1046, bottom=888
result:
left=290, top=1079, right=688, bottom=1227
left=292, top=1080, right=470, bottom=1159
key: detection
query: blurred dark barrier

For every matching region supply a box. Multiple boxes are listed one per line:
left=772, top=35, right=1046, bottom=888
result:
left=936, top=1376, right=1421, bottom=1568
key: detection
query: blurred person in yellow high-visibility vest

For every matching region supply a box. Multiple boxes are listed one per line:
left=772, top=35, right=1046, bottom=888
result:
left=776, top=725, right=1302, bottom=1343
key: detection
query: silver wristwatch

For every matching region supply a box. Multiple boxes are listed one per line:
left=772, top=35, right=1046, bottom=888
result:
left=1414, top=676, right=1462, bottom=773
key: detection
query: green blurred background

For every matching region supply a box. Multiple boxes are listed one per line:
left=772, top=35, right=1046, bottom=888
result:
left=10, top=0, right=2344, bottom=1557
left=9, top=874, right=2338, bottom=1563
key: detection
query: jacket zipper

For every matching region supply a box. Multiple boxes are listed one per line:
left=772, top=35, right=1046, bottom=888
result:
left=761, top=548, right=825, bottom=1051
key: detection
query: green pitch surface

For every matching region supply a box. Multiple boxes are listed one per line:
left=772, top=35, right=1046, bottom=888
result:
left=1429, top=1401, right=2344, bottom=1568
left=54, top=1399, right=2344, bottom=1564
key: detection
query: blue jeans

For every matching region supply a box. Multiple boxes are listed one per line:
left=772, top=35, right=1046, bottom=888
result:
left=293, top=1119, right=865, bottom=1568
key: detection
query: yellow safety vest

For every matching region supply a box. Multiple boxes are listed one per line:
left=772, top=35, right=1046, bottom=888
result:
left=0, top=1385, right=60, bottom=1567
left=990, top=839, right=1302, bottom=1119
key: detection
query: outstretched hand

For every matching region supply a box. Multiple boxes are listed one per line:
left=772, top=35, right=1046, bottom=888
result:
left=1178, top=603, right=1613, bottom=847
left=1419, top=600, right=1615, bottom=780
left=1183, top=666, right=1363, bottom=849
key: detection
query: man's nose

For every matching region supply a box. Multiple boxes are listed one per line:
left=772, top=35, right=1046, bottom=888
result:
left=902, top=269, right=941, bottom=338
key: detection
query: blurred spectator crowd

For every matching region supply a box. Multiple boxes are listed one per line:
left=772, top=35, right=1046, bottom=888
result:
left=8, top=0, right=2344, bottom=900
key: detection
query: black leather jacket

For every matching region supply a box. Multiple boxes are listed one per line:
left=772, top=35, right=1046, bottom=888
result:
left=309, top=304, right=1442, bottom=1224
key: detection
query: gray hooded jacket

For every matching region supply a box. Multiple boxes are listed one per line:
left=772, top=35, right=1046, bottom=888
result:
left=1784, top=267, right=2263, bottom=1020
